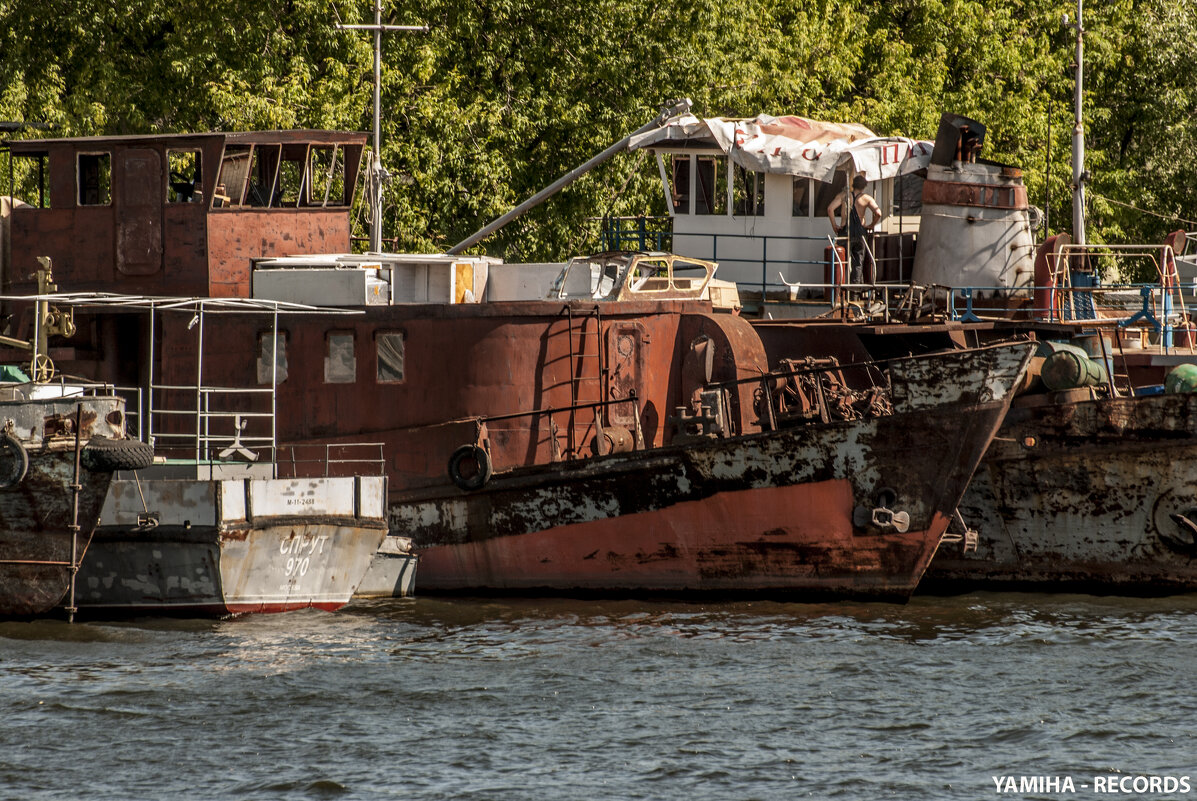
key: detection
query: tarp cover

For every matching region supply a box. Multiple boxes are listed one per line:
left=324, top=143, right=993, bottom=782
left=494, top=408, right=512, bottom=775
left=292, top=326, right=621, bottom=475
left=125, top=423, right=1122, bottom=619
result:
left=628, top=114, right=933, bottom=184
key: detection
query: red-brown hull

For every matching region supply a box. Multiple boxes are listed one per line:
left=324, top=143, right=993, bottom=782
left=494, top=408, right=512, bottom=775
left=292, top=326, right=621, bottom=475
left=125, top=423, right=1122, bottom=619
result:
left=419, top=478, right=950, bottom=600
left=402, top=342, right=1032, bottom=601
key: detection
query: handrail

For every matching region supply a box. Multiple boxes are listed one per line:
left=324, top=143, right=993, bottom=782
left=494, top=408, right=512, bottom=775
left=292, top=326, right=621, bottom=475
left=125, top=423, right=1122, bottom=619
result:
left=598, top=216, right=913, bottom=295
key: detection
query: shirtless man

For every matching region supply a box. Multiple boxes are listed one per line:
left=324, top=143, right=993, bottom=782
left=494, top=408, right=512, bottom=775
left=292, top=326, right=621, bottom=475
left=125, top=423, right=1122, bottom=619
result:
left=826, top=175, right=885, bottom=285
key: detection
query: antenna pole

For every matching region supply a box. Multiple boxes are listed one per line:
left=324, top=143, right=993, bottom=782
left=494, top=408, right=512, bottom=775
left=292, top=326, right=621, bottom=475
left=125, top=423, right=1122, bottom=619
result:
left=337, top=3, right=427, bottom=253
left=1070, top=0, right=1086, bottom=246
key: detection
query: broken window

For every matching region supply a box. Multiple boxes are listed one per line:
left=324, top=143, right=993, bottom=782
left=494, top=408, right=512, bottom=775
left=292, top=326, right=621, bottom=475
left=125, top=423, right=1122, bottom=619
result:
left=256, top=331, right=288, bottom=385
left=77, top=153, right=111, bottom=205
left=668, top=155, right=691, bottom=215
left=167, top=149, right=203, bottom=203
left=308, top=146, right=348, bottom=207
left=694, top=155, right=727, bottom=215
left=324, top=332, right=356, bottom=383
left=245, top=144, right=280, bottom=206
left=627, top=257, right=670, bottom=292
left=274, top=143, right=308, bottom=207
left=5, top=152, right=51, bottom=208
left=733, top=165, right=765, bottom=216
left=376, top=332, right=405, bottom=383
left=792, top=177, right=811, bottom=217
left=214, top=145, right=251, bottom=207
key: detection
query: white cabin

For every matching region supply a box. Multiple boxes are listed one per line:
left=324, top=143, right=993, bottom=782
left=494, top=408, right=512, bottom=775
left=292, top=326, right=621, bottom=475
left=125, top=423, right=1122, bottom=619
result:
left=626, top=114, right=931, bottom=296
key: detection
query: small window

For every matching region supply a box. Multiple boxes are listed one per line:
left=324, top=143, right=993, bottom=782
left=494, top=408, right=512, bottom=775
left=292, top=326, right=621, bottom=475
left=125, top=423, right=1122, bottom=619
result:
left=376, top=332, right=405, bottom=383
left=274, top=150, right=305, bottom=207
left=245, top=144, right=280, bottom=206
left=694, top=155, right=727, bottom=215
left=324, top=332, right=356, bottom=383
left=257, top=331, right=288, bottom=385
left=8, top=153, right=51, bottom=208
left=814, top=172, right=847, bottom=219
left=167, top=149, right=203, bottom=203
left=308, top=146, right=347, bottom=207
left=893, top=172, right=925, bottom=216
left=792, top=177, right=811, bottom=217
left=78, top=153, right=111, bottom=205
left=668, top=155, right=691, bottom=215
left=215, top=145, right=251, bottom=207
left=733, top=165, right=764, bottom=216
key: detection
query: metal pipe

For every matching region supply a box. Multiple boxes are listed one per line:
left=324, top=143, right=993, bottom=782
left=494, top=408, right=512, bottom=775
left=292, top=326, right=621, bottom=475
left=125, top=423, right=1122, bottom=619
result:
left=371, top=1, right=382, bottom=252
left=66, top=402, right=83, bottom=624
left=1070, top=0, right=1086, bottom=246
left=446, top=98, right=693, bottom=255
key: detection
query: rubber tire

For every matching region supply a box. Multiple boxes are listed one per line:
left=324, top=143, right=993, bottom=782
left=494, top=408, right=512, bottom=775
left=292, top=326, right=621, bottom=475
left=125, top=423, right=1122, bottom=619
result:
left=448, top=444, right=492, bottom=491
left=81, top=436, right=155, bottom=472
left=0, top=432, right=29, bottom=488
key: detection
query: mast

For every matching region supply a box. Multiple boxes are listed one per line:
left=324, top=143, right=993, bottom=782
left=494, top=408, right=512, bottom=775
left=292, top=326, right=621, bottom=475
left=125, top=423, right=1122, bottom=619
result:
left=1068, top=0, right=1086, bottom=246
left=337, top=2, right=426, bottom=253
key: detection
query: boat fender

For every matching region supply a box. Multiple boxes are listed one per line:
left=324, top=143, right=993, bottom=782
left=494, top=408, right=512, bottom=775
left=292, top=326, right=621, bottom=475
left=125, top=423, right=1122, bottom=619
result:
left=81, top=437, right=156, bottom=472
left=0, top=432, right=29, bottom=488
left=448, top=444, right=492, bottom=491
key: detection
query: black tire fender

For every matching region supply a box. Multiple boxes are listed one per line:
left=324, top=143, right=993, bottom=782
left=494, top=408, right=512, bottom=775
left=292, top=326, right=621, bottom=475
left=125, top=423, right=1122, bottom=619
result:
left=0, top=432, right=29, bottom=488
left=448, top=444, right=492, bottom=491
left=81, top=436, right=155, bottom=472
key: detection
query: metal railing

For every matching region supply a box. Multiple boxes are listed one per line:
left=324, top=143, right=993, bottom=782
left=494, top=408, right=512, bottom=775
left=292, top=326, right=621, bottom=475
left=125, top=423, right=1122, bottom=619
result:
left=276, top=442, right=386, bottom=478
left=596, top=215, right=915, bottom=298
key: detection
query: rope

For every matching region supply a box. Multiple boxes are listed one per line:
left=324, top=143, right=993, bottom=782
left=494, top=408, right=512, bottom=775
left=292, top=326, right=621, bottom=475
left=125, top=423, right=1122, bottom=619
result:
left=1089, top=192, right=1197, bottom=228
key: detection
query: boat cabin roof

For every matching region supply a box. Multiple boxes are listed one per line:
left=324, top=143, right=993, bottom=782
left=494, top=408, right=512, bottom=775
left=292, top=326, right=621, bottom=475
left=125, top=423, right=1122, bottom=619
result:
left=4, top=129, right=367, bottom=154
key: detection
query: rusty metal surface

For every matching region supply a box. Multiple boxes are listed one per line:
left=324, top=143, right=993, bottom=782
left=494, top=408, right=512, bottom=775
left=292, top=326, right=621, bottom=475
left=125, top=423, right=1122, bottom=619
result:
left=400, top=343, right=1031, bottom=599
left=0, top=393, right=126, bottom=615
left=150, top=301, right=736, bottom=493
left=920, top=178, right=1029, bottom=210
left=926, top=391, right=1197, bottom=592
left=0, top=448, right=113, bottom=615
left=79, top=475, right=387, bottom=614
left=3, top=131, right=365, bottom=298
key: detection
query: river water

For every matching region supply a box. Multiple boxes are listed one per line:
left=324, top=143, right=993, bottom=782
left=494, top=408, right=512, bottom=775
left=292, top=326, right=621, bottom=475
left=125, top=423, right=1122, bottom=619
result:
left=2, top=593, right=1195, bottom=800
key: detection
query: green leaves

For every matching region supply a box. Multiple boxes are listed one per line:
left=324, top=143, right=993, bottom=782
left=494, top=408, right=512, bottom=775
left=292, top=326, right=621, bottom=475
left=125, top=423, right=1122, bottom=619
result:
left=0, top=0, right=1192, bottom=257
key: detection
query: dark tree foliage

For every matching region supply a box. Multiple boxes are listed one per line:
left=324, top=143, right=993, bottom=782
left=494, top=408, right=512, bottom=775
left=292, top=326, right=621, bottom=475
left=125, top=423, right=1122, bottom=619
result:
left=1, top=0, right=1193, bottom=261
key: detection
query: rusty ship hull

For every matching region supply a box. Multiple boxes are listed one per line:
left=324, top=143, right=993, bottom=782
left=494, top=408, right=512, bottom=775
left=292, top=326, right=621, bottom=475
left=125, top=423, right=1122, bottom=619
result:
left=925, top=390, right=1197, bottom=593
left=74, top=475, right=388, bottom=615
left=0, top=447, right=112, bottom=615
left=404, top=342, right=1032, bottom=600
left=0, top=391, right=131, bottom=616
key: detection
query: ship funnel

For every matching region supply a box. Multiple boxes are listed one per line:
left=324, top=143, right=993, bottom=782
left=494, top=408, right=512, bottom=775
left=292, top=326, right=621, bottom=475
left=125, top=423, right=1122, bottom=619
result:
left=911, top=113, right=1036, bottom=297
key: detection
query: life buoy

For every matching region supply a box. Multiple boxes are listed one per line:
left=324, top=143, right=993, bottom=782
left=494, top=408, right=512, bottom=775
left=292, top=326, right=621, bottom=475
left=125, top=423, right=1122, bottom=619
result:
left=0, top=432, right=29, bottom=489
left=448, top=444, right=492, bottom=491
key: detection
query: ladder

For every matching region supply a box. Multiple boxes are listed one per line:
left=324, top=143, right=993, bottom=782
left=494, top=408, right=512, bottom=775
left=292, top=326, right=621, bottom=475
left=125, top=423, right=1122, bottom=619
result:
left=562, top=304, right=606, bottom=459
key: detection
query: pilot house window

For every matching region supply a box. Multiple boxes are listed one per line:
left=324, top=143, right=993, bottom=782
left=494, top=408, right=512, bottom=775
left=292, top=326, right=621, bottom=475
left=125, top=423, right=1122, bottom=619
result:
left=733, top=165, right=765, bottom=216
left=77, top=153, right=111, bottom=205
left=167, top=150, right=203, bottom=203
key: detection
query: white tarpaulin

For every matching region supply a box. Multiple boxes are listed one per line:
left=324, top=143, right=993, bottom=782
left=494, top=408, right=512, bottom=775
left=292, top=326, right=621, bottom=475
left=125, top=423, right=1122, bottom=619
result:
left=629, top=113, right=933, bottom=184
